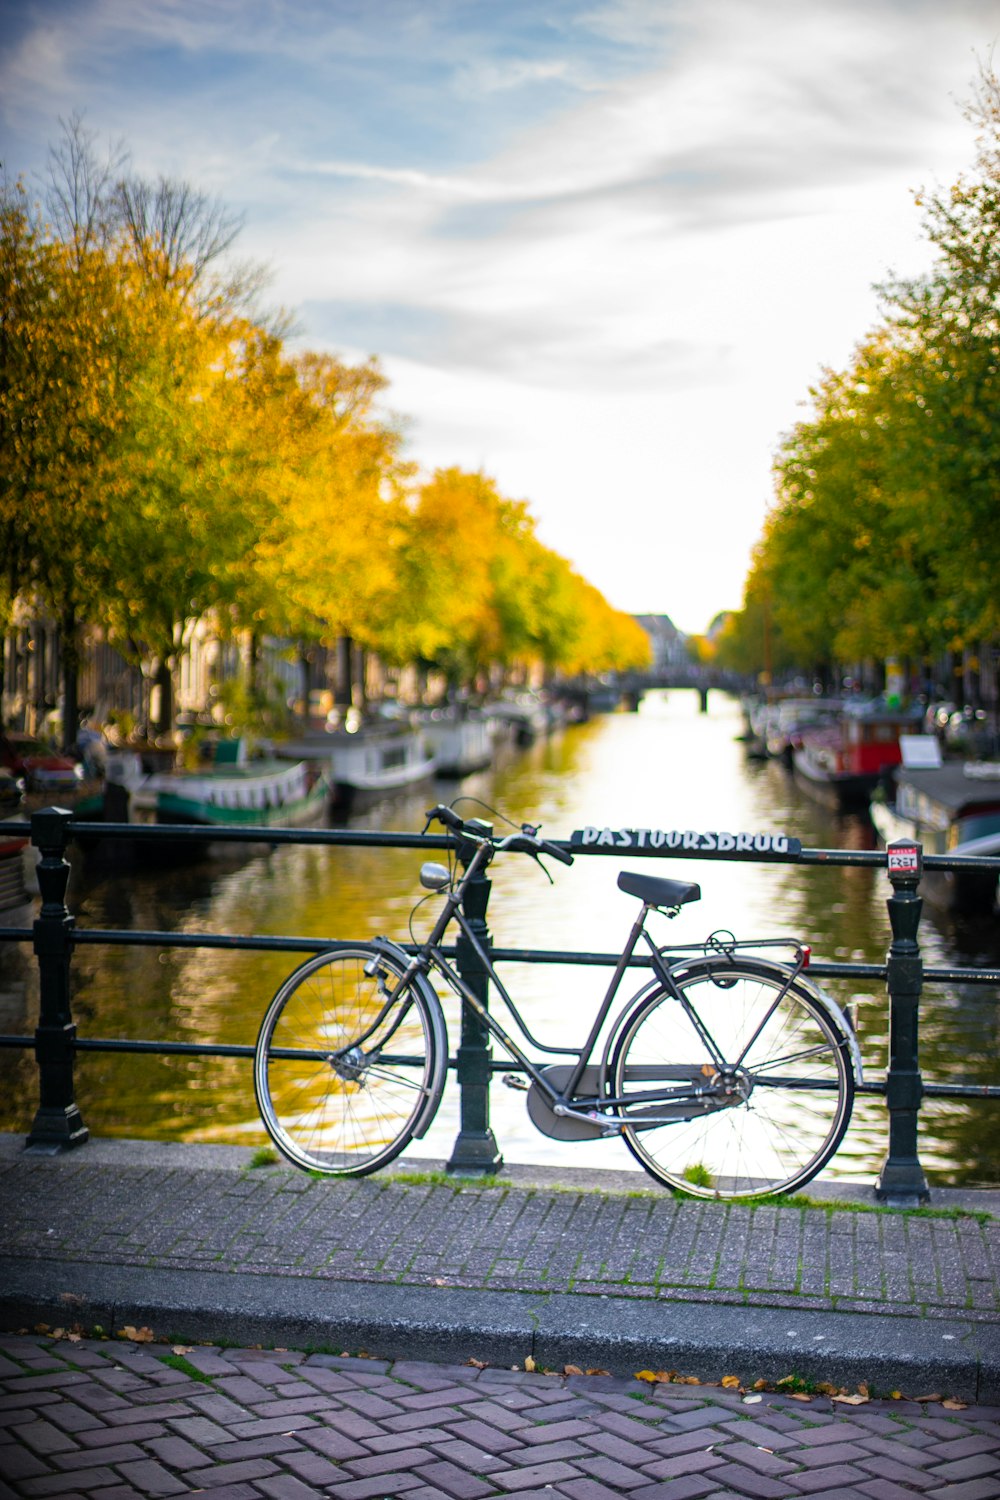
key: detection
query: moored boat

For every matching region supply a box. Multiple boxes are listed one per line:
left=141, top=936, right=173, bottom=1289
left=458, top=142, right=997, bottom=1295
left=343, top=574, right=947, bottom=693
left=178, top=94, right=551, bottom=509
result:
left=134, top=758, right=329, bottom=830
left=482, top=692, right=551, bottom=747
left=870, top=761, right=1000, bottom=914
left=0, top=830, right=33, bottom=928
left=791, top=700, right=923, bottom=811
left=765, top=698, right=843, bottom=767
left=280, top=721, right=437, bottom=816
left=419, top=710, right=494, bottom=779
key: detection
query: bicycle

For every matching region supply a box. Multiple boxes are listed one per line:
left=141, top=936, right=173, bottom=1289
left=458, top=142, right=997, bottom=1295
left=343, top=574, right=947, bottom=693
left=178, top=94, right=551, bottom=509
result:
left=253, top=803, right=861, bottom=1199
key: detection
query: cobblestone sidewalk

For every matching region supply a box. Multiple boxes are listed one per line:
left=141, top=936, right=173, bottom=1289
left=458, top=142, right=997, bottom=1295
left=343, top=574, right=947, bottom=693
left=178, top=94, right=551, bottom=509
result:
left=2, top=1333, right=999, bottom=1500
left=1, top=1152, right=998, bottom=1323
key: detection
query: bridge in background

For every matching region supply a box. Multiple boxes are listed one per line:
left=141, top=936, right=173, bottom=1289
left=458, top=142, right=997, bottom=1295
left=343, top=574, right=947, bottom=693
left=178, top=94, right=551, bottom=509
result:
left=557, top=668, right=751, bottom=716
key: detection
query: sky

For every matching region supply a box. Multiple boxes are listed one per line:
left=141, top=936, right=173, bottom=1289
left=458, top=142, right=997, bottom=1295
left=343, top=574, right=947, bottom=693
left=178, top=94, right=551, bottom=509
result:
left=1, top=1, right=997, bottom=636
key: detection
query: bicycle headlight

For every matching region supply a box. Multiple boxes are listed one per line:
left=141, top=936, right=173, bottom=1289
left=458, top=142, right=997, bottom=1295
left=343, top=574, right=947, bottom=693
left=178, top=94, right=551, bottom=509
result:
left=419, top=861, right=451, bottom=891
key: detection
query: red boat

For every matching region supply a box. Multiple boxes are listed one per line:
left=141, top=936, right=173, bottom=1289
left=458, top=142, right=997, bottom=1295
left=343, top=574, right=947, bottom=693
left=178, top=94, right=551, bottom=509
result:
left=790, top=701, right=924, bottom=810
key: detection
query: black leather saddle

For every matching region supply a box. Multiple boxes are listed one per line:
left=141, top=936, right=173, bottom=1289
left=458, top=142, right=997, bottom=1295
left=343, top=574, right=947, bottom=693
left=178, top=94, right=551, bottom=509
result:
left=617, top=871, right=701, bottom=908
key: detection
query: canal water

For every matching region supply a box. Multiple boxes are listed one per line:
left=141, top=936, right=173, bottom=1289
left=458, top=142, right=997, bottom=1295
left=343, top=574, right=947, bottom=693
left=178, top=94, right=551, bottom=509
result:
left=1, top=691, right=997, bottom=1185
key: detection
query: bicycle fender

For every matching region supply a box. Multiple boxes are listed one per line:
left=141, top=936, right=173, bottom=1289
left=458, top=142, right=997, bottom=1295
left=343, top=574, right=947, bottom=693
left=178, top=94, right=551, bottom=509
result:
left=782, top=970, right=865, bottom=1085
left=368, top=937, right=449, bottom=1139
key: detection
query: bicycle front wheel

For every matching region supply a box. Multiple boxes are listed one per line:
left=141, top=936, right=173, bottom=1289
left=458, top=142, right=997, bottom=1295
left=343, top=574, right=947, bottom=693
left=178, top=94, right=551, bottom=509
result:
left=254, top=945, right=446, bottom=1176
left=611, top=959, right=854, bottom=1199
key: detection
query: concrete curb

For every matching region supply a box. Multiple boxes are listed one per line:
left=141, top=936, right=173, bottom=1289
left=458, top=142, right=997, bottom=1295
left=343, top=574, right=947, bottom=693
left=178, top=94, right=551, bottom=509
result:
left=3, top=1256, right=997, bottom=1404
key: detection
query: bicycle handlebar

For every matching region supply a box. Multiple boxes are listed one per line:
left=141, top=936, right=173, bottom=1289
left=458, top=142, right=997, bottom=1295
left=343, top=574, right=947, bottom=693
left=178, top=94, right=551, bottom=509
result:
left=425, top=805, right=574, bottom=866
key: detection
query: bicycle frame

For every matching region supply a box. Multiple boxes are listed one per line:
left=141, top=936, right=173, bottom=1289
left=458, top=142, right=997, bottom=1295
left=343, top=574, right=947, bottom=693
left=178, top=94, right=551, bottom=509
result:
left=368, top=836, right=817, bottom=1131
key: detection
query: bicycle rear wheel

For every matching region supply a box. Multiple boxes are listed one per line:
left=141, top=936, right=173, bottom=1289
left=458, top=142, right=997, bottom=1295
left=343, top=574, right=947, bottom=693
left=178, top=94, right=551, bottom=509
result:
left=254, top=945, right=446, bottom=1176
left=611, top=958, right=854, bottom=1198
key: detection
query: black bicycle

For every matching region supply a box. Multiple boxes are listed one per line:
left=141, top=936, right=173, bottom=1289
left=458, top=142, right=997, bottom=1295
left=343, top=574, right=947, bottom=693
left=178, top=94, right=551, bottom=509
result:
left=253, top=804, right=860, bottom=1198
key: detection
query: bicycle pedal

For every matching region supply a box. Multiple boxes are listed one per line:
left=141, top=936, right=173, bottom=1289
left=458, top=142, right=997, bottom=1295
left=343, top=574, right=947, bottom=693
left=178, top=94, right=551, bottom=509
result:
left=502, top=1073, right=530, bottom=1092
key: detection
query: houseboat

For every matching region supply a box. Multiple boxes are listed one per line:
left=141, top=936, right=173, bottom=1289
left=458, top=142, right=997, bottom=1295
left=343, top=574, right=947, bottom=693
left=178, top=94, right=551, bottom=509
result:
left=791, top=700, right=924, bottom=811
left=280, top=720, right=437, bottom=816
left=90, top=737, right=325, bottom=824
left=870, top=761, right=1000, bottom=914
left=133, top=757, right=329, bottom=831
left=764, top=698, right=843, bottom=768
left=0, top=830, right=33, bottom=929
left=419, top=710, right=494, bottom=779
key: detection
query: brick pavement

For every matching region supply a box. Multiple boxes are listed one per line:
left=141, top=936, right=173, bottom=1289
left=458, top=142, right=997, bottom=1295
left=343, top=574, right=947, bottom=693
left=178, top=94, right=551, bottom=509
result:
left=1, top=1139, right=999, bottom=1407
left=1, top=1332, right=999, bottom=1499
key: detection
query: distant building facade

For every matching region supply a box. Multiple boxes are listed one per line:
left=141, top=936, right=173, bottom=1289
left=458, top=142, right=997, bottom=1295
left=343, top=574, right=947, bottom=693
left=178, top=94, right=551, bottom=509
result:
left=633, top=614, right=689, bottom=673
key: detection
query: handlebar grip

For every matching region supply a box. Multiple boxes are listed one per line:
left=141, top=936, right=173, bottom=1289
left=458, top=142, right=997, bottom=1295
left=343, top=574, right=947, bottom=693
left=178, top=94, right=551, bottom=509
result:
left=507, top=834, right=574, bottom=865
left=428, top=804, right=465, bottom=832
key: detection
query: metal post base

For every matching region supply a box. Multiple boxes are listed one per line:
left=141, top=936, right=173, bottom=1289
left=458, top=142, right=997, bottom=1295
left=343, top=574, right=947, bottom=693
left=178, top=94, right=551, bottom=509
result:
left=874, top=1156, right=930, bottom=1208
left=445, top=1130, right=503, bottom=1176
left=26, top=1106, right=89, bottom=1154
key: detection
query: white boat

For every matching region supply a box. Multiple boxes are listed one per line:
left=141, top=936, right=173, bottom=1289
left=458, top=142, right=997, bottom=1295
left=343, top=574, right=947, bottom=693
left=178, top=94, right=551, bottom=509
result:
left=483, top=692, right=551, bottom=747
left=419, top=711, right=494, bottom=778
left=870, top=761, right=1000, bottom=914
left=280, top=722, right=437, bottom=815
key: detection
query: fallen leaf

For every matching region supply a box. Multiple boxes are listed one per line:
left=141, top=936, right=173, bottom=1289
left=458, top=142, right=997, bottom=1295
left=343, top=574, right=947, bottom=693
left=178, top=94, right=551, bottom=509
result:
left=34, top=1323, right=50, bottom=1335
left=721, top=1376, right=741, bottom=1389
left=942, top=1399, right=968, bottom=1410
left=831, top=1393, right=868, bottom=1405
left=753, top=1379, right=767, bottom=1391
left=787, top=1392, right=813, bottom=1401
left=635, top=1370, right=658, bottom=1383
left=118, top=1326, right=155, bottom=1343
left=586, top=1369, right=611, bottom=1377
left=524, top=1355, right=536, bottom=1372
left=913, top=1393, right=942, bottom=1403
left=172, top=1346, right=194, bottom=1355
left=563, top=1365, right=584, bottom=1376
left=675, top=1376, right=701, bottom=1385
left=466, top=1358, right=488, bottom=1369
left=742, top=1394, right=763, bottom=1404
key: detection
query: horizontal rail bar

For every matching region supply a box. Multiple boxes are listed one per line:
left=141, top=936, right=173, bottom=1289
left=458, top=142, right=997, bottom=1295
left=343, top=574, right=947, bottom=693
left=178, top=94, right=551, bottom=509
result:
left=52, top=929, right=1000, bottom=986
left=5, top=1031, right=999, bottom=1099
left=4, top=811, right=999, bottom=871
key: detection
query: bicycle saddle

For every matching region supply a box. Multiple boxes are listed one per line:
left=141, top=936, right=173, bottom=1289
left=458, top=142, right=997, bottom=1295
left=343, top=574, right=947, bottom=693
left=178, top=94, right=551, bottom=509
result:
left=617, top=871, right=701, bottom=908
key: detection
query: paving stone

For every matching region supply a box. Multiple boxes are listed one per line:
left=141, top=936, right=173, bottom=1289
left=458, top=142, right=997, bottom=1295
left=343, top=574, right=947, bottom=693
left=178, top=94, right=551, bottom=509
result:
left=785, top=1463, right=871, bottom=1492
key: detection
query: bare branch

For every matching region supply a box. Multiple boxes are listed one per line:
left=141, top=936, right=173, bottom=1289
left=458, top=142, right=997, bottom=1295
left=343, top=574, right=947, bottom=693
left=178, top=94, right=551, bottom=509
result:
left=42, top=111, right=128, bottom=264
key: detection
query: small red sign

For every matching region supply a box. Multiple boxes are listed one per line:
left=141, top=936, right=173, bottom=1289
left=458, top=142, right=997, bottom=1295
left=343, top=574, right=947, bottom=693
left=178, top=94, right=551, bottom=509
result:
left=887, top=842, right=921, bottom=876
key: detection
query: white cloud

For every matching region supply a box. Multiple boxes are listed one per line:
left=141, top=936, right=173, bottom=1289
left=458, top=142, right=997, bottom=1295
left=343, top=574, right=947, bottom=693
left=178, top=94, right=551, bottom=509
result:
left=1, top=0, right=995, bottom=631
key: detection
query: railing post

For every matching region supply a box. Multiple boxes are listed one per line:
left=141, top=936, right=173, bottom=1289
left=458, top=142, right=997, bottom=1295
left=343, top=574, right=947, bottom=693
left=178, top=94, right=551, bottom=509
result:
left=874, top=839, right=929, bottom=1206
left=446, top=819, right=503, bottom=1175
left=26, top=806, right=88, bottom=1153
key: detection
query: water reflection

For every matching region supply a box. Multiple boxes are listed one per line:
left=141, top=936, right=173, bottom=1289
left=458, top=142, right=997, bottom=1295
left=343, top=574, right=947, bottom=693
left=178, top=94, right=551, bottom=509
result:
left=1, top=691, right=996, bottom=1184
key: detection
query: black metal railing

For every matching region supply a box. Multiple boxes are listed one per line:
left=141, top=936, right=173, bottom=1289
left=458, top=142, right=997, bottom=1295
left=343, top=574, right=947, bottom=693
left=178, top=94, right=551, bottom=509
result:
left=1, top=807, right=998, bottom=1207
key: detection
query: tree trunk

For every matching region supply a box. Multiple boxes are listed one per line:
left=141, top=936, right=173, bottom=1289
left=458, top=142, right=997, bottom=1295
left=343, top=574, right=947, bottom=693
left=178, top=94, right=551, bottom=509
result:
left=152, top=659, right=173, bottom=737
left=335, top=636, right=352, bottom=708
left=59, top=604, right=79, bottom=753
